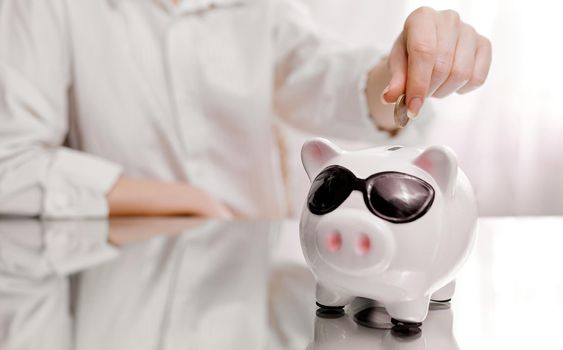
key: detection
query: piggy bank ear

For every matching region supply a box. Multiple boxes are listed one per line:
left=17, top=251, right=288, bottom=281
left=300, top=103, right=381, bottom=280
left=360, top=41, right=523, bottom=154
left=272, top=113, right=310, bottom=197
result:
left=413, top=146, right=458, bottom=196
left=301, top=138, right=343, bottom=181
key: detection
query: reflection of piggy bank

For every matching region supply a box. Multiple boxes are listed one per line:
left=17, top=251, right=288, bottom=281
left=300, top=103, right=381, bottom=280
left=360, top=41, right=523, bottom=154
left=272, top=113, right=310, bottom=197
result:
left=299, top=138, right=477, bottom=326
left=308, top=303, right=459, bottom=350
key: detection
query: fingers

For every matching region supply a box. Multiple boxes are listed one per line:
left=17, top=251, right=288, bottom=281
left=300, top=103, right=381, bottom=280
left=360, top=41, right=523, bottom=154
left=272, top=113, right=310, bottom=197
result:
left=457, top=35, right=492, bottom=94
left=432, top=24, right=477, bottom=98
left=404, top=7, right=438, bottom=116
left=383, top=32, right=407, bottom=104
left=428, top=10, right=461, bottom=94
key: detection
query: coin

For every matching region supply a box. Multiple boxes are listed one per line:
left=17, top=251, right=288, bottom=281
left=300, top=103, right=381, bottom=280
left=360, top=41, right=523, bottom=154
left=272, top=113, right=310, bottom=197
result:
left=393, top=94, right=409, bottom=128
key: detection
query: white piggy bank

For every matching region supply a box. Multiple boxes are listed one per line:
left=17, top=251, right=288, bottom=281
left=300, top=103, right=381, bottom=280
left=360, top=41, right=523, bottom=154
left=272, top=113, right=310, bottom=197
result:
left=299, top=138, right=477, bottom=326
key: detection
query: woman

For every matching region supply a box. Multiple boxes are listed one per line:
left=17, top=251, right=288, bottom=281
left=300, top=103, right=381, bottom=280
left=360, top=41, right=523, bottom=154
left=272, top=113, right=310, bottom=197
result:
left=0, top=0, right=491, bottom=219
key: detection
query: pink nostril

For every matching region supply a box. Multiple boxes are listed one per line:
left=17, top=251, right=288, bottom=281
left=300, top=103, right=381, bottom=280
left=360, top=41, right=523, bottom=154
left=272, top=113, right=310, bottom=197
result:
left=327, top=231, right=342, bottom=252
left=357, top=234, right=371, bottom=255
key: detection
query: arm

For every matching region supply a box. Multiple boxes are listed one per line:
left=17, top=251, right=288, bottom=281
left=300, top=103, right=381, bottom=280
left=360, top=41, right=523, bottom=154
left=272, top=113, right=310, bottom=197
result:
left=0, top=0, right=231, bottom=219
left=272, top=0, right=387, bottom=140
left=0, top=0, right=119, bottom=218
left=273, top=2, right=491, bottom=138
left=107, top=177, right=233, bottom=218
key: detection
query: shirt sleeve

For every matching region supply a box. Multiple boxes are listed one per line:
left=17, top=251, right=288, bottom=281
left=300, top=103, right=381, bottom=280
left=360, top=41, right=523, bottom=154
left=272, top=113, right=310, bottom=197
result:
left=0, top=0, right=122, bottom=218
left=272, top=0, right=397, bottom=141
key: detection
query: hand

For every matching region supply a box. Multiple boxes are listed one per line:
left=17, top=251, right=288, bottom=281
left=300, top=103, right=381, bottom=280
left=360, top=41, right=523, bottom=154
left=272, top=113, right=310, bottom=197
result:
left=367, top=7, right=492, bottom=128
left=107, top=177, right=234, bottom=219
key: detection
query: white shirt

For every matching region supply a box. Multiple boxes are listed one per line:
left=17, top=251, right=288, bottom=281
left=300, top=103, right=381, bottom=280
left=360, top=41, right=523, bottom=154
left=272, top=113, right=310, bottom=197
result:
left=0, top=0, right=408, bottom=218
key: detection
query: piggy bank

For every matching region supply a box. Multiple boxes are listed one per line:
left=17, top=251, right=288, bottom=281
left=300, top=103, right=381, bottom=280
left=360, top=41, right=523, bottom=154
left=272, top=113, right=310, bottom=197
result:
left=299, top=138, right=477, bottom=328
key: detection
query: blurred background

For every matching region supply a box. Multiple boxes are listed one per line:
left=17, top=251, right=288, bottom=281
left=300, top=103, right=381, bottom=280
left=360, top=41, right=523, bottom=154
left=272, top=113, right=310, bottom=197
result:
left=281, top=0, right=563, bottom=217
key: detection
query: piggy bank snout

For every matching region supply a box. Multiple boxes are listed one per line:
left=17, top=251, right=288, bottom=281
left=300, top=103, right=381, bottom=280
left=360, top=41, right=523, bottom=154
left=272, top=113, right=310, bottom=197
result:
left=314, top=209, right=395, bottom=274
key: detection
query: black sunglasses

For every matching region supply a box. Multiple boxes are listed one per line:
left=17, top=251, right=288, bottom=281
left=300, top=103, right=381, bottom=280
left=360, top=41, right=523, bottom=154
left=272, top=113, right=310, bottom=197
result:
left=307, top=165, right=435, bottom=223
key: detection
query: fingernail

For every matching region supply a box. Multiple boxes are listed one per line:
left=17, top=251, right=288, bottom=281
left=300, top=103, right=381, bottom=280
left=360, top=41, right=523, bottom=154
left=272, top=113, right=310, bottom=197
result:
left=380, top=85, right=392, bottom=105
left=407, top=97, right=423, bottom=119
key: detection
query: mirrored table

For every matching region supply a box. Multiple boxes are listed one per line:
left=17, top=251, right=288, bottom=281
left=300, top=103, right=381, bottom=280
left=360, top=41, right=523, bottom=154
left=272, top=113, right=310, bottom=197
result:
left=1, top=217, right=562, bottom=349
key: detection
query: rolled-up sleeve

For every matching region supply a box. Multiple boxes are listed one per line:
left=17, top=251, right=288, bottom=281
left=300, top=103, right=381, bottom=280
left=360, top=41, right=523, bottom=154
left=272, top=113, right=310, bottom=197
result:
left=272, top=0, right=385, bottom=141
left=41, top=148, right=122, bottom=218
left=0, top=0, right=122, bottom=218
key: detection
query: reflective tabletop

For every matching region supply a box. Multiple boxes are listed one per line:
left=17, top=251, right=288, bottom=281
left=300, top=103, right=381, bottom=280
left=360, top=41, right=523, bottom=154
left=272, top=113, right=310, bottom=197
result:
left=1, top=217, right=562, bottom=349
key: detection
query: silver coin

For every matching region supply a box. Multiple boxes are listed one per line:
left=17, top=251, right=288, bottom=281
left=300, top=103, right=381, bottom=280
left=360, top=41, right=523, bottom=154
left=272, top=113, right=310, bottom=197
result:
left=393, top=94, right=409, bottom=128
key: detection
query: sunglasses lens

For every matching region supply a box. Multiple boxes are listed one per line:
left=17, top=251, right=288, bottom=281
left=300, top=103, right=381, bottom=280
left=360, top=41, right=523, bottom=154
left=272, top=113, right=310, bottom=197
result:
left=308, top=166, right=355, bottom=215
left=367, top=173, right=434, bottom=223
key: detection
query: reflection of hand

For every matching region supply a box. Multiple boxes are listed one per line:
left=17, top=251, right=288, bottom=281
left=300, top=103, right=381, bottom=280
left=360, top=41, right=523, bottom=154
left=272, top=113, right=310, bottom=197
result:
left=107, top=177, right=234, bottom=219
left=367, top=7, right=492, bottom=129
left=108, top=217, right=206, bottom=246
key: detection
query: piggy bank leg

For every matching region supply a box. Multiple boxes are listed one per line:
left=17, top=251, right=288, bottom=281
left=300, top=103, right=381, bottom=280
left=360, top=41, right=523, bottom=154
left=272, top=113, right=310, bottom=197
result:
left=385, top=295, right=430, bottom=326
left=315, top=283, right=354, bottom=309
left=431, top=280, right=456, bottom=303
